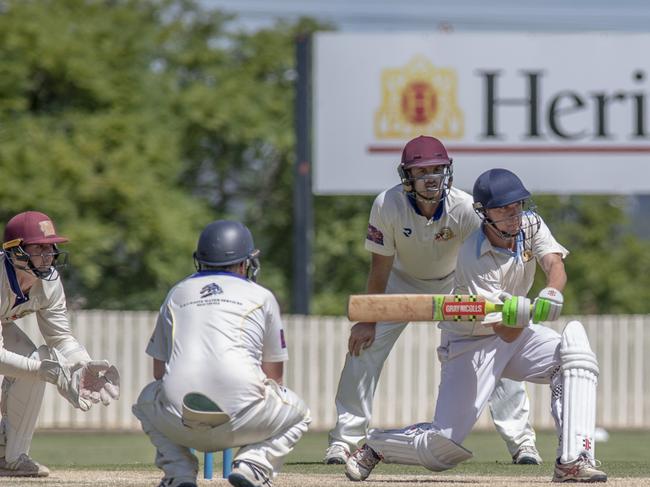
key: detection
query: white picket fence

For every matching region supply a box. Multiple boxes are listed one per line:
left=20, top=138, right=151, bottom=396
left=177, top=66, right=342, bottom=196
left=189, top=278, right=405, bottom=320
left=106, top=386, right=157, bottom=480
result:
left=12, top=312, right=650, bottom=431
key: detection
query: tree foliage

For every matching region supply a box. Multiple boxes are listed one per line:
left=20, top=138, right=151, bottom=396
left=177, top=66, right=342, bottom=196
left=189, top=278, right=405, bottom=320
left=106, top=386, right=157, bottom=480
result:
left=0, top=0, right=648, bottom=315
left=0, top=0, right=325, bottom=309
left=532, top=195, right=650, bottom=315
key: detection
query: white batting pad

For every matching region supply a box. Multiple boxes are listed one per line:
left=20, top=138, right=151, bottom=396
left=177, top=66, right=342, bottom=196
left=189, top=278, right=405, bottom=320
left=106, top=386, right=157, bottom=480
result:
left=0, top=346, right=47, bottom=461
left=367, top=423, right=472, bottom=471
left=560, top=321, right=599, bottom=463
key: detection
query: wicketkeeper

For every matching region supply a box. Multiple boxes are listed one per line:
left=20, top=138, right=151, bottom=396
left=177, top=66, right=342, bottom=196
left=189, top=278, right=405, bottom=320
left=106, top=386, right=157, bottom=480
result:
left=0, top=211, right=120, bottom=477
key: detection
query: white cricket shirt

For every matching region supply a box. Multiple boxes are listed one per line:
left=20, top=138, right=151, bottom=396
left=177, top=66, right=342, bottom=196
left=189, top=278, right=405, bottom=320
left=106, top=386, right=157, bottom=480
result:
left=0, top=254, right=90, bottom=378
left=439, top=215, right=569, bottom=337
left=365, top=185, right=480, bottom=284
left=147, top=271, right=288, bottom=418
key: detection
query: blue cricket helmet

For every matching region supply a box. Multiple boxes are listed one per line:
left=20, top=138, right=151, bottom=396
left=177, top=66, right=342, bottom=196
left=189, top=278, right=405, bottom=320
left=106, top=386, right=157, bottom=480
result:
left=193, top=220, right=261, bottom=280
left=472, top=168, right=531, bottom=209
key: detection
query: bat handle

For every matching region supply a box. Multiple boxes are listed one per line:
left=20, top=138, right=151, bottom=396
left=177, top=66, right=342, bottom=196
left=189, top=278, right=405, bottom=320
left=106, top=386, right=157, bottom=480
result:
left=485, top=302, right=503, bottom=314
left=485, top=301, right=533, bottom=315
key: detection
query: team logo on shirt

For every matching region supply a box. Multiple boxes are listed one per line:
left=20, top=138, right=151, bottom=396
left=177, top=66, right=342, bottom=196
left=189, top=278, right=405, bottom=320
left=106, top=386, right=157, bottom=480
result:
left=367, top=224, right=384, bottom=245
left=522, top=249, right=534, bottom=262
left=434, top=227, right=455, bottom=241
left=280, top=329, right=287, bottom=349
left=403, top=227, right=412, bottom=237
left=200, top=283, right=223, bottom=298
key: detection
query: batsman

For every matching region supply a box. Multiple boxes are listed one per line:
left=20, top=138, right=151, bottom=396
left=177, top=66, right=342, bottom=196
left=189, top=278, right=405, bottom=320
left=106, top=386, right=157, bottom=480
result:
left=0, top=211, right=120, bottom=477
left=326, top=136, right=541, bottom=465
left=345, top=168, right=607, bottom=483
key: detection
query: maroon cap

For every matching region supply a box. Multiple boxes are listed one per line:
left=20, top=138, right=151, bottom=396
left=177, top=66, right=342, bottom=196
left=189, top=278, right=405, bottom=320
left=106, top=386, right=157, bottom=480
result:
left=400, top=136, right=451, bottom=169
left=3, top=211, right=68, bottom=249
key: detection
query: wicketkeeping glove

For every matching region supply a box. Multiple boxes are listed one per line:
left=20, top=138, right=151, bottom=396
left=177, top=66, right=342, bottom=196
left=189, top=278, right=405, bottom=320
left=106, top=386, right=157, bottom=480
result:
left=79, top=362, right=120, bottom=406
left=37, top=348, right=91, bottom=411
left=532, top=287, right=564, bottom=322
left=501, top=294, right=532, bottom=328
left=37, top=348, right=120, bottom=411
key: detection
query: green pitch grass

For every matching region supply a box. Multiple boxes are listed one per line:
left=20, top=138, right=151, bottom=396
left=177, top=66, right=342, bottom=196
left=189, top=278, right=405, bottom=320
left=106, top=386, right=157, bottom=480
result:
left=29, top=428, right=650, bottom=478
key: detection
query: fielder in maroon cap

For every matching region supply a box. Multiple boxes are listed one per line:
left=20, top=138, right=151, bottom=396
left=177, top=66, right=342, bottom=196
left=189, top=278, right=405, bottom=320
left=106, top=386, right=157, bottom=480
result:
left=0, top=211, right=120, bottom=477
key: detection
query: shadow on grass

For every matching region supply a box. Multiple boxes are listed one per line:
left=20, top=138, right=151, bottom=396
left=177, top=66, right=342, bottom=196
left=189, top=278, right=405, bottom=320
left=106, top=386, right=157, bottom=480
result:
left=289, top=461, right=331, bottom=466
left=363, top=480, right=478, bottom=484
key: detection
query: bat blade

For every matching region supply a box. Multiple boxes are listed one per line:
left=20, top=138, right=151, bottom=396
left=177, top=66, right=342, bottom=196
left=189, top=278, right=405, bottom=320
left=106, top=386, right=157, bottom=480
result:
left=347, top=294, right=502, bottom=322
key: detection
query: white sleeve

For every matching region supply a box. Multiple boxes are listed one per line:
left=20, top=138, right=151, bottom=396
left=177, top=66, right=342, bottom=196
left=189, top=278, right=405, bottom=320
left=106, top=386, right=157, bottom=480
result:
left=531, top=215, right=569, bottom=261
left=0, top=326, right=41, bottom=379
left=36, top=279, right=91, bottom=363
left=261, top=294, right=289, bottom=363
left=364, top=193, right=395, bottom=256
left=458, top=204, right=482, bottom=242
left=146, top=304, right=172, bottom=362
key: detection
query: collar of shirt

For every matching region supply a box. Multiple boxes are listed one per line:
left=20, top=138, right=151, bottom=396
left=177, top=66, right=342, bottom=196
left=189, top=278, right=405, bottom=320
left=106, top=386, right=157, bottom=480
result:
left=3, top=257, right=29, bottom=308
left=189, top=270, right=249, bottom=281
left=476, top=227, right=524, bottom=260
left=406, top=193, right=445, bottom=222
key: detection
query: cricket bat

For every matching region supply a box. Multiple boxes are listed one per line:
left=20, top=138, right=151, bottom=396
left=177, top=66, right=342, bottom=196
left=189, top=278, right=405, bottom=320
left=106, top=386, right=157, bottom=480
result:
left=347, top=294, right=502, bottom=322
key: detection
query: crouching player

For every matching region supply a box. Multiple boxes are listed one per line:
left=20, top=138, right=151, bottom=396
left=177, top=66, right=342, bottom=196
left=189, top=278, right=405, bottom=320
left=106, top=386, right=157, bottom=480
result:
left=345, top=169, right=607, bottom=483
left=133, top=220, right=310, bottom=487
left=0, top=211, right=120, bottom=477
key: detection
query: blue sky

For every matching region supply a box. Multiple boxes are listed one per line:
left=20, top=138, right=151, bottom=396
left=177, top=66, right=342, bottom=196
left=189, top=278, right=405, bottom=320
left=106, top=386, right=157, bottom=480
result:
left=202, top=0, right=650, bottom=32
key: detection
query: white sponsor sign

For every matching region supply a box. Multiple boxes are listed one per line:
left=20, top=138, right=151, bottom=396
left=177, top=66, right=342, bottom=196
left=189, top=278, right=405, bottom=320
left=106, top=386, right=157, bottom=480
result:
left=312, top=32, right=650, bottom=194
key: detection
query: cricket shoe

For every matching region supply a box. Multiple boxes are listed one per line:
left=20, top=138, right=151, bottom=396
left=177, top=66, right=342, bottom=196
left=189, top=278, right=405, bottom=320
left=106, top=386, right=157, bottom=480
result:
left=0, top=453, right=50, bottom=477
left=345, top=444, right=381, bottom=481
left=324, top=443, right=350, bottom=464
left=228, top=459, right=273, bottom=487
left=552, top=454, right=607, bottom=482
left=513, top=444, right=543, bottom=465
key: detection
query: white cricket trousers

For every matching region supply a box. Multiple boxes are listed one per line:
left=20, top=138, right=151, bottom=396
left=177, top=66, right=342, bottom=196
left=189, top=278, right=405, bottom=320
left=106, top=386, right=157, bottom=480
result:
left=0, top=323, right=45, bottom=462
left=329, top=270, right=536, bottom=456
left=433, top=325, right=561, bottom=447
left=133, top=378, right=310, bottom=486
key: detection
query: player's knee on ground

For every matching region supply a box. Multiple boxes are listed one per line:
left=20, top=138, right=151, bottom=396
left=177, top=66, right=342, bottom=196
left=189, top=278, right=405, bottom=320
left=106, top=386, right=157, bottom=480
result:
left=367, top=424, right=472, bottom=471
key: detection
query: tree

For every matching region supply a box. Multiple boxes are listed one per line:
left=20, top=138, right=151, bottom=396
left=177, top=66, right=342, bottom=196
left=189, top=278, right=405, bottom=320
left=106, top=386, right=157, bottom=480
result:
left=0, top=0, right=229, bottom=309
left=532, top=195, right=650, bottom=315
left=1, top=0, right=648, bottom=315
left=0, top=0, right=330, bottom=310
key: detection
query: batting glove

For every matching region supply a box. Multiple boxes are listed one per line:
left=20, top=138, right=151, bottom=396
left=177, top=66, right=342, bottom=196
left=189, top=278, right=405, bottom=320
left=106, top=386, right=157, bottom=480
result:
left=501, top=295, right=532, bottom=328
left=532, top=287, right=564, bottom=322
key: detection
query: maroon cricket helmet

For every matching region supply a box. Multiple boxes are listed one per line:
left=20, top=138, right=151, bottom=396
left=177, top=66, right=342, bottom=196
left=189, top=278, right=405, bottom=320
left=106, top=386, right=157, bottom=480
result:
left=400, top=135, right=452, bottom=169
left=3, top=211, right=68, bottom=249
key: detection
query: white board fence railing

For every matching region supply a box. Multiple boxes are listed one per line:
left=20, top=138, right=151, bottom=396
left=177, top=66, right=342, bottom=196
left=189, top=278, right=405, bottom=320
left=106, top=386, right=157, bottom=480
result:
left=12, top=312, right=650, bottom=431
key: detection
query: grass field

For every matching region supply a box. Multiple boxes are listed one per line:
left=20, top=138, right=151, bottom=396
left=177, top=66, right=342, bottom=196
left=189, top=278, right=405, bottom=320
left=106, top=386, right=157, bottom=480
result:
left=7, top=429, right=649, bottom=486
